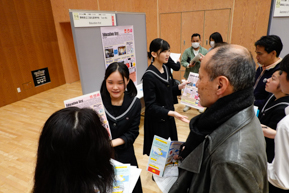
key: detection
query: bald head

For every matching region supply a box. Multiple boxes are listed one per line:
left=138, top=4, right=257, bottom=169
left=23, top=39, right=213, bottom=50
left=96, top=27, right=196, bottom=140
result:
left=204, top=44, right=256, bottom=92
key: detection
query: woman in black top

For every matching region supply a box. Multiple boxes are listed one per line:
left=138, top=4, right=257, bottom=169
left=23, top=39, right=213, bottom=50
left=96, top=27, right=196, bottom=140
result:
left=259, top=70, right=289, bottom=193
left=100, top=62, right=142, bottom=193
left=142, top=38, right=189, bottom=156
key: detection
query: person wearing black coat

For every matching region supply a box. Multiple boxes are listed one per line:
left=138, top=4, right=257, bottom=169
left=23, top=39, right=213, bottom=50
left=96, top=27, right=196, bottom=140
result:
left=258, top=70, right=289, bottom=193
left=101, top=62, right=142, bottom=193
left=143, top=38, right=189, bottom=156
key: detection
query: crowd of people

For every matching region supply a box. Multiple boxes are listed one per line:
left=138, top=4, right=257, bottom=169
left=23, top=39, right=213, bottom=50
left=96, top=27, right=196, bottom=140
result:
left=32, top=33, right=289, bottom=193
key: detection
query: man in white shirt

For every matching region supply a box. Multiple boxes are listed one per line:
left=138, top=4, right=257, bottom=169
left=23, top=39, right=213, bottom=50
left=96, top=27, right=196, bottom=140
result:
left=263, top=53, right=289, bottom=190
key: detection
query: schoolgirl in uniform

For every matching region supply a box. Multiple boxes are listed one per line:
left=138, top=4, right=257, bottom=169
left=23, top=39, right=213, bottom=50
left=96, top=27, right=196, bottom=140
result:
left=142, top=38, right=189, bottom=156
left=100, top=62, right=142, bottom=193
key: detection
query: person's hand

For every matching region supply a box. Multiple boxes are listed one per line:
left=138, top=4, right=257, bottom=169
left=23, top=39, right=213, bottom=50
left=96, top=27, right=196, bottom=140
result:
left=199, top=53, right=204, bottom=61
left=177, top=58, right=180, bottom=63
left=168, top=111, right=190, bottom=123
left=178, top=80, right=189, bottom=90
left=188, top=61, right=196, bottom=68
left=261, top=124, right=276, bottom=139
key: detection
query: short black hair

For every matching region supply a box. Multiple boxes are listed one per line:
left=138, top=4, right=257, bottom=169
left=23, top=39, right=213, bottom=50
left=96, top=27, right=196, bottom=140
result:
left=209, top=32, right=223, bottom=43
left=255, top=35, right=283, bottom=57
left=280, top=54, right=289, bottom=81
left=191, top=33, right=201, bottom=39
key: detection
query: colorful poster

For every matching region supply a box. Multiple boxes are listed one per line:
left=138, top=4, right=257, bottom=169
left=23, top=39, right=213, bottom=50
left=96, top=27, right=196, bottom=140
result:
left=63, top=91, right=111, bottom=139
left=100, top=25, right=137, bottom=83
left=180, top=72, right=205, bottom=111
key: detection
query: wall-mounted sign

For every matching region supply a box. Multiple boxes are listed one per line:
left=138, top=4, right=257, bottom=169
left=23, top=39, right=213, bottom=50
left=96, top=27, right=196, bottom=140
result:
left=274, top=0, right=289, bottom=17
left=72, top=12, right=116, bottom=27
left=31, top=67, right=51, bottom=87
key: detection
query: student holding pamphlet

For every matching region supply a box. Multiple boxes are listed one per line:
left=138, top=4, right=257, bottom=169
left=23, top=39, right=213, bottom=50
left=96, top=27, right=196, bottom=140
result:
left=33, top=107, right=115, bottom=193
left=100, top=62, right=143, bottom=193
left=142, top=38, right=190, bottom=157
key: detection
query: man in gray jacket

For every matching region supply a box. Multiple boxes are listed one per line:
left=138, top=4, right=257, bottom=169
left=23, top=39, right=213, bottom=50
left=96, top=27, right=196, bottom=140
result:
left=169, top=44, right=268, bottom=193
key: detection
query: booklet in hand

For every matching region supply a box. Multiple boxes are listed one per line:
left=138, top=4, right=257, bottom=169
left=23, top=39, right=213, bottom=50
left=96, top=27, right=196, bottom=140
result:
left=147, top=135, right=183, bottom=177
left=190, top=53, right=201, bottom=63
left=181, top=72, right=205, bottom=111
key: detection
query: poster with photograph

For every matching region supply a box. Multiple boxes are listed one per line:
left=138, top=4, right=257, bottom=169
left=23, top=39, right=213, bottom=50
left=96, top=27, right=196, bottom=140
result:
left=180, top=72, right=205, bottom=111
left=100, top=25, right=137, bottom=83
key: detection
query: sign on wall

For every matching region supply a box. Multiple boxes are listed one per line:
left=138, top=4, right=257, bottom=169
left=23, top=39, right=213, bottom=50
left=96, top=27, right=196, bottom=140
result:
left=274, top=0, right=289, bottom=17
left=72, top=12, right=116, bottom=27
left=31, top=67, right=51, bottom=87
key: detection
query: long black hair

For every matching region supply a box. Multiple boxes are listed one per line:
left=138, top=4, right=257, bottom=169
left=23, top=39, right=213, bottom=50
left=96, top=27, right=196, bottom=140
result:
left=33, top=107, right=114, bottom=193
left=147, top=38, right=170, bottom=61
left=100, top=62, right=137, bottom=97
left=209, top=32, right=224, bottom=43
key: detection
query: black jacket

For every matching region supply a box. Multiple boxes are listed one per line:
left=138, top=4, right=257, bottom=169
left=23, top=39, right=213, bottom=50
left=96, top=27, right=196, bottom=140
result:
left=169, top=106, right=268, bottom=193
left=142, top=64, right=181, bottom=155
left=258, top=94, right=289, bottom=162
left=103, top=94, right=141, bottom=164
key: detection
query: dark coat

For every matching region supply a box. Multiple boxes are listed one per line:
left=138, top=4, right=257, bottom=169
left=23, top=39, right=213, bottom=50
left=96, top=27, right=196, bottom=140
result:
left=254, top=63, right=280, bottom=108
left=142, top=64, right=181, bottom=155
left=258, top=94, right=289, bottom=162
left=102, top=94, right=141, bottom=165
left=169, top=106, right=268, bottom=193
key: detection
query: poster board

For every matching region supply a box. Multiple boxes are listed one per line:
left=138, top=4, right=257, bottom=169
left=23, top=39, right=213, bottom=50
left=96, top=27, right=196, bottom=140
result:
left=69, top=9, right=148, bottom=95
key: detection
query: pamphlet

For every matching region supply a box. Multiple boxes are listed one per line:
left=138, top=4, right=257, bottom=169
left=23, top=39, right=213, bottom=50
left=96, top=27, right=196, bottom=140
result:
left=147, top=135, right=183, bottom=177
left=63, top=91, right=111, bottom=139
left=170, top=53, right=181, bottom=63
left=113, top=164, right=130, bottom=193
left=190, top=53, right=201, bottom=63
left=111, top=159, right=141, bottom=193
left=180, top=72, right=205, bottom=111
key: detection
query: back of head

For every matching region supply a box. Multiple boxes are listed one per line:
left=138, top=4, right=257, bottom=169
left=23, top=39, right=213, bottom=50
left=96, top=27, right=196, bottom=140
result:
left=255, top=35, right=283, bottom=57
left=148, top=38, right=170, bottom=59
left=209, top=32, right=223, bottom=43
left=280, top=54, right=289, bottom=80
left=100, top=62, right=137, bottom=97
left=206, top=44, right=256, bottom=92
left=33, top=107, right=114, bottom=193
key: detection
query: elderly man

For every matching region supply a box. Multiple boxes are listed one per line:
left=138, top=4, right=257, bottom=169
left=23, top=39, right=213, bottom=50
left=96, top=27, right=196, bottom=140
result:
left=169, top=44, right=268, bottom=193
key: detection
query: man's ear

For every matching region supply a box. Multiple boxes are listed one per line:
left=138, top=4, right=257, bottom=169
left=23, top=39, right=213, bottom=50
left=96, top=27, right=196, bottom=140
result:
left=216, top=76, right=233, bottom=96
left=271, top=50, right=277, bottom=57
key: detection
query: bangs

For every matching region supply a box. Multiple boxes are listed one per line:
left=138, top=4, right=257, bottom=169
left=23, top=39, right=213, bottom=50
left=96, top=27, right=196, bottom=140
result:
left=159, top=40, right=170, bottom=53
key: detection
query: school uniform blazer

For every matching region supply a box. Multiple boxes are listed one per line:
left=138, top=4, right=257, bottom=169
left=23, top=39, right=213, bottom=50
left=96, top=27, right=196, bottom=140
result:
left=142, top=64, right=181, bottom=155
left=258, top=94, right=289, bottom=162
left=102, top=94, right=141, bottom=164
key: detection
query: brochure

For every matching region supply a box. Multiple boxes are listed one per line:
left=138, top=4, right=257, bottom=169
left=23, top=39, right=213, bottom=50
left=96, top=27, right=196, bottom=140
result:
left=113, top=164, right=130, bottom=193
left=190, top=53, right=201, bottom=63
left=147, top=135, right=183, bottom=177
left=63, top=91, right=111, bottom=139
left=111, top=159, right=141, bottom=193
left=180, top=72, right=205, bottom=111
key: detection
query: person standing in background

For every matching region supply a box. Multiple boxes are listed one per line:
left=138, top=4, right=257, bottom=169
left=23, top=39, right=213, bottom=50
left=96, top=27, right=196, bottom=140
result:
left=254, top=35, right=283, bottom=109
left=181, top=33, right=208, bottom=112
left=208, top=32, right=224, bottom=51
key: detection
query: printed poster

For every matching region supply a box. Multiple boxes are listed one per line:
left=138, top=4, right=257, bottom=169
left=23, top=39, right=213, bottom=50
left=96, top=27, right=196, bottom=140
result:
left=100, top=25, right=137, bottom=83
left=180, top=72, right=205, bottom=111
left=64, top=91, right=111, bottom=139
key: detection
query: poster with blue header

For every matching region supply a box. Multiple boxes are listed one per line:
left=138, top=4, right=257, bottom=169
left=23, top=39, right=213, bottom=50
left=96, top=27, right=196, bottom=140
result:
left=147, top=135, right=183, bottom=177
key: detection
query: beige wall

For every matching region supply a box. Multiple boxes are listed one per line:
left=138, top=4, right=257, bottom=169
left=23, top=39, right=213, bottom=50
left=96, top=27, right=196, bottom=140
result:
left=0, top=0, right=272, bottom=107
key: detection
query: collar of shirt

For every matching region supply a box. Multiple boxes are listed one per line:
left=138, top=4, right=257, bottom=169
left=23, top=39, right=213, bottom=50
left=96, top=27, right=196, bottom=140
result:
left=262, top=57, right=282, bottom=71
